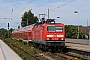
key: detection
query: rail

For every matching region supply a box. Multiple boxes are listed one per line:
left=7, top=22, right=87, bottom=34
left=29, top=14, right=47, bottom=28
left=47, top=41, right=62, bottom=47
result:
left=67, top=48, right=90, bottom=59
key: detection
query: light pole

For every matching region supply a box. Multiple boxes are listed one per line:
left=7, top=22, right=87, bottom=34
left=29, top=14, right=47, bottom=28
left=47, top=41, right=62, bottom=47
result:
left=74, top=11, right=79, bottom=39
left=57, top=17, right=60, bottom=22
left=57, top=17, right=60, bottom=18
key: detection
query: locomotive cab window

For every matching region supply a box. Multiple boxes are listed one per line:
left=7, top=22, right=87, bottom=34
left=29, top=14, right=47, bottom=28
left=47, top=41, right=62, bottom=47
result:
left=47, top=26, right=55, bottom=32
left=55, top=26, right=63, bottom=32
left=47, top=26, right=63, bottom=32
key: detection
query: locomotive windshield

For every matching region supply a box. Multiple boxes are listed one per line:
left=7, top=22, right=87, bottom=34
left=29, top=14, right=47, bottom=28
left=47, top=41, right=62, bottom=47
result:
left=47, top=26, right=63, bottom=32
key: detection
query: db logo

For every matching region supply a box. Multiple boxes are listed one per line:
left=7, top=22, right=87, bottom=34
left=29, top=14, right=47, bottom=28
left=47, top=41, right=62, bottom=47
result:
left=54, top=35, right=57, bottom=37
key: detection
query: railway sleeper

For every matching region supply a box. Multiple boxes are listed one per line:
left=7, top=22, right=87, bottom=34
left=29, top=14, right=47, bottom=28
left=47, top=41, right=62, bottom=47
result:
left=68, top=48, right=90, bottom=59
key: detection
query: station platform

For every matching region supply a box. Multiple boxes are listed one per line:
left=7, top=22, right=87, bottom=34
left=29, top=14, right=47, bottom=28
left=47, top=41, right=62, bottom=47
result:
left=65, top=43, right=90, bottom=52
left=0, top=40, right=22, bottom=60
left=0, top=45, right=4, bottom=60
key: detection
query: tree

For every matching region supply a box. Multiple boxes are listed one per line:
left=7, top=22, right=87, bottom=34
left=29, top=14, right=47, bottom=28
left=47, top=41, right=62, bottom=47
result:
left=9, top=28, right=14, bottom=38
left=21, top=10, right=38, bottom=27
left=0, top=28, right=7, bottom=37
left=0, top=28, right=8, bottom=38
left=66, top=25, right=78, bottom=38
left=0, top=28, right=14, bottom=39
left=66, top=25, right=89, bottom=39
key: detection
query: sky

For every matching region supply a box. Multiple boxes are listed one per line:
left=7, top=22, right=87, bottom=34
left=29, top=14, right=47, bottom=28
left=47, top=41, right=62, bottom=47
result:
left=0, top=0, right=90, bottom=29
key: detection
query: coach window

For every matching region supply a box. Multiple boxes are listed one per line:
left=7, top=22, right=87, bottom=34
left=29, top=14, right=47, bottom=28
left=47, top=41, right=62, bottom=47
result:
left=29, top=32, right=31, bottom=36
left=21, top=33, right=22, bottom=36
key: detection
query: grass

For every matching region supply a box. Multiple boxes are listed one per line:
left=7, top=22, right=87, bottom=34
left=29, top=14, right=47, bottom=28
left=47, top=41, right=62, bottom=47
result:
left=2, top=38, right=48, bottom=60
left=3, top=38, right=88, bottom=60
left=46, top=52, right=51, bottom=55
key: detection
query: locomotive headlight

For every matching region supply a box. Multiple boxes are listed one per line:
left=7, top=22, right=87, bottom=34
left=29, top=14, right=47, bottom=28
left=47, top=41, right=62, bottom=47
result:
left=61, top=38, right=63, bottom=40
left=47, top=38, right=49, bottom=40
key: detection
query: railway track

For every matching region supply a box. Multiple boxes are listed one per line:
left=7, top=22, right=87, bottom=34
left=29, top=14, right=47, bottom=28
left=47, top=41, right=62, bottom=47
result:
left=44, top=47, right=90, bottom=60
left=49, top=50, right=90, bottom=60
left=3, top=39, right=45, bottom=60
left=67, top=48, right=90, bottom=60
left=3, top=39, right=90, bottom=60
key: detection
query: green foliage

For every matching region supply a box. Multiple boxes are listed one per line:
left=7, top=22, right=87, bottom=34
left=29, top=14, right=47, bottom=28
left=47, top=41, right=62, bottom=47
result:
left=66, top=25, right=78, bottom=39
left=21, top=10, right=38, bottom=27
left=46, top=52, right=51, bottom=55
left=3, top=31, right=8, bottom=38
left=66, top=25, right=89, bottom=39
left=0, top=28, right=7, bottom=39
left=0, top=28, right=14, bottom=39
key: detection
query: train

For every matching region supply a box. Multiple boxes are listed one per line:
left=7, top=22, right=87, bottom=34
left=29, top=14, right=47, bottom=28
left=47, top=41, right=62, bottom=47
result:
left=12, top=18, right=66, bottom=51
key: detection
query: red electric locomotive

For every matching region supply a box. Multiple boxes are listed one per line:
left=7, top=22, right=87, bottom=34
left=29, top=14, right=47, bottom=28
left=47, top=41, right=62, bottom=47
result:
left=31, top=18, right=66, bottom=51
left=12, top=18, right=66, bottom=51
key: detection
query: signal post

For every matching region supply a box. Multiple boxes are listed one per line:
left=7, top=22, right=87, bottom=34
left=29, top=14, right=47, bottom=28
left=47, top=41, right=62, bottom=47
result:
left=8, top=23, right=9, bottom=38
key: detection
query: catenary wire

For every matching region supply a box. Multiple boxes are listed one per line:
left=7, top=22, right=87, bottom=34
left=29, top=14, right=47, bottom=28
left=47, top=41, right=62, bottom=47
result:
left=50, top=0, right=76, bottom=11
left=13, top=0, right=34, bottom=19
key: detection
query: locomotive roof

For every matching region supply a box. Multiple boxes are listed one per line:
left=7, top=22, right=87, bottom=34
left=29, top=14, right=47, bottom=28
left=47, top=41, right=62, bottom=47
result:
left=34, top=19, right=63, bottom=26
left=33, top=23, right=64, bottom=28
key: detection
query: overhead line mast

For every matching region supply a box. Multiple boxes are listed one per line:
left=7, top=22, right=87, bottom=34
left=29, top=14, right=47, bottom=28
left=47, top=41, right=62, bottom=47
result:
left=11, top=1, right=13, bottom=21
left=48, top=9, right=49, bottom=19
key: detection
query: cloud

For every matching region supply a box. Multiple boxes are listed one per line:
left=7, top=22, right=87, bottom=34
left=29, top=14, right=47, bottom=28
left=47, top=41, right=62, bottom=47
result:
left=0, top=0, right=90, bottom=29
